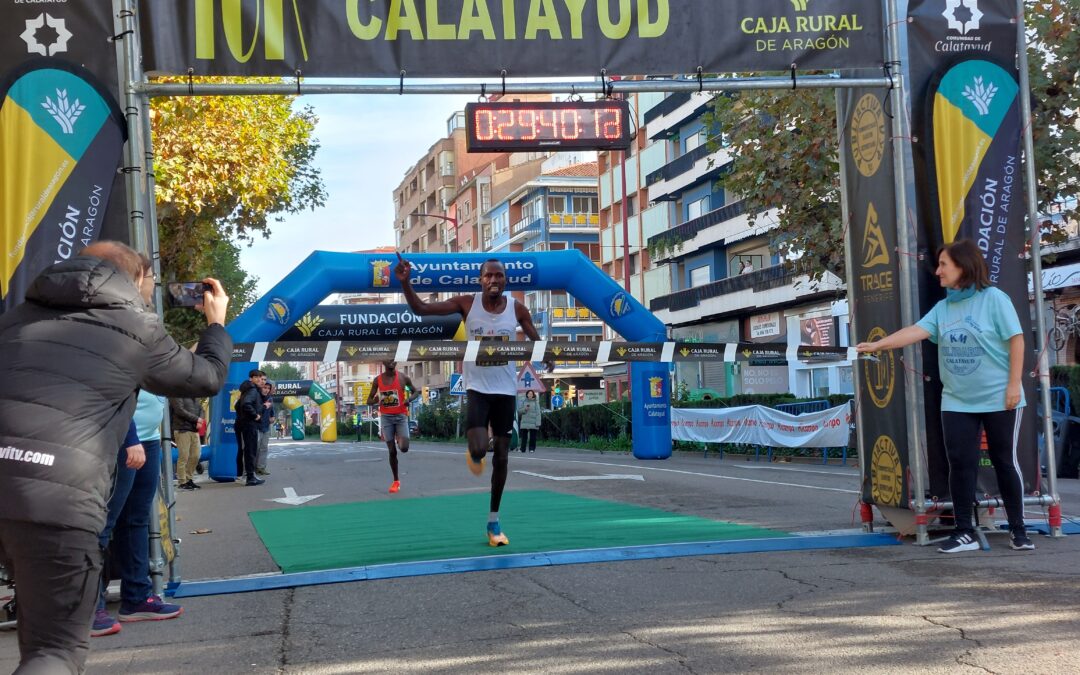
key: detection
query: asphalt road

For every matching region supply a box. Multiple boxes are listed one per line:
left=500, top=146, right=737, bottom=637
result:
left=3, top=438, right=1079, bottom=674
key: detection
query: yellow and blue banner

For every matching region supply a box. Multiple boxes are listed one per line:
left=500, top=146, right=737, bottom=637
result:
left=0, top=58, right=125, bottom=312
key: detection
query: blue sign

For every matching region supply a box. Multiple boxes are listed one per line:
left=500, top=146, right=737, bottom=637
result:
left=551, top=394, right=564, bottom=409
left=449, top=373, right=465, bottom=396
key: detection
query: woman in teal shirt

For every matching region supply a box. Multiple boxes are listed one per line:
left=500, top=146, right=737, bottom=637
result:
left=856, top=239, right=1032, bottom=554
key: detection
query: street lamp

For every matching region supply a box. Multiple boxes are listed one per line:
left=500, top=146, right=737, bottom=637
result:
left=411, top=211, right=458, bottom=252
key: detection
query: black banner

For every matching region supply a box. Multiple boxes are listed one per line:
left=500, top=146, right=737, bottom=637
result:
left=0, top=0, right=129, bottom=248
left=1, top=59, right=125, bottom=313
left=838, top=77, right=910, bottom=509
left=233, top=340, right=852, bottom=364
left=275, top=304, right=463, bottom=341
left=140, top=0, right=884, bottom=78
left=907, top=0, right=1039, bottom=496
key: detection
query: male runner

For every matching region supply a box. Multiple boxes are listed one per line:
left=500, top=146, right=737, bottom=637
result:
left=395, top=256, right=547, bottom=546
left=366, top=361, right=419, bottom=493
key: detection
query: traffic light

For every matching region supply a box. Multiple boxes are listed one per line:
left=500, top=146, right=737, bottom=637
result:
left=567, top=385, right=577, bottom=401
left=422, top=386, right=430, bottom=403
left=553, top=379, right=562, bottom=395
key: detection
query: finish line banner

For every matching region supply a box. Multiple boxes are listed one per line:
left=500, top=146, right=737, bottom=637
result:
left=0, top=59, right=126, bottom=313
left=672, top=403, right=852, bottom=448
left=231, top=340, right=856, bottom=364
left=140, top=0, right=884, bottom=78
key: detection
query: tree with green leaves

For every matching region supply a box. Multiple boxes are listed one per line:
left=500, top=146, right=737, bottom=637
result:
left=261, top=363, right=304, bottom=382
left=701, top=4, right=1078, bottom=280
left=150, top=76, right=326, bottom=337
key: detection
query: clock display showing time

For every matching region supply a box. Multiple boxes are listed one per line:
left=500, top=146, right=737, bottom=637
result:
left=465, top=100, right=631, bottom=152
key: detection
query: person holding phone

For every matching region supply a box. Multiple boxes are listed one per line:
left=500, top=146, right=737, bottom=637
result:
left=0, top=241, right=231, bottom=673
left=855, top=239, right=1032, bottom=554
left=395, top=254, right=549, bottom=547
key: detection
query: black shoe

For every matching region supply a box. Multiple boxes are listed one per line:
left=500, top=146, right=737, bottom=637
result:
left=187, top=480, right=201, bottom=490
left=1010, top=531, right=1035, bottom=551
left=246, top=477, right=265, bottom=486
left=178, top=481, right=194, bottom=491
left=937, top=532, right=980, bottom=553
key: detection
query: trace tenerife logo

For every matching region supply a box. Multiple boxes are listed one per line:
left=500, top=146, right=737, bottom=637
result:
left=266, top=297, right=291, bottom=326
left=857, top=203, right=894, bottom=303
left=21, top=13, right=73, bottom=57
left=294, top=312, right=324, bottom=337
left=607, top=292, right=632, bottom=320
left=850, top=94, right=885, bottom=178
left=870, top=435, right=903, bottom=507
left=863, top=326, right=896, bottom=409
left=942, top=0, right=982, bottom=35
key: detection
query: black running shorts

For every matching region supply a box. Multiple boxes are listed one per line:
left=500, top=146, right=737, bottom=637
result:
left=465, top=390, right=516, bottom=437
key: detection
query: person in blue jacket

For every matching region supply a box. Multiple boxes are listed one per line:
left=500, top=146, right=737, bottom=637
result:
left=856, top=238, right=1033, bottom=554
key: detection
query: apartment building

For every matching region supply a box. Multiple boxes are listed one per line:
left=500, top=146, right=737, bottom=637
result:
left=597, top=91, right=671, bottom=399
left=483, top=154, right=605, bottom=397
left=640, top=90, right=849, bottom=400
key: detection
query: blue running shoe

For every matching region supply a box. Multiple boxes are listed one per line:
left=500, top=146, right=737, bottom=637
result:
left=119, top=595, right=183, bottom=622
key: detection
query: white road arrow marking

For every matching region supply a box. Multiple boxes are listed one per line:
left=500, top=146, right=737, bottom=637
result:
left=514, top=470, right=644, bottom=482
left=268, top=487, right=323, bottom=506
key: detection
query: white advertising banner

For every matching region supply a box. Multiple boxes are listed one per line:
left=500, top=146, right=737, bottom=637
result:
left=749, top=312, right=781, bottom=338
left=671, top=403, right=852, bottom=448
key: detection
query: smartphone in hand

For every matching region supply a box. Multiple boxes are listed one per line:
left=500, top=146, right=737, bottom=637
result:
left=165, top=281, right=212, bottom=309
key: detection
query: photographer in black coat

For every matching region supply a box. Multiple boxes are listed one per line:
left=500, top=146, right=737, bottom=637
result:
left=0, top=241, right=232, bottom=675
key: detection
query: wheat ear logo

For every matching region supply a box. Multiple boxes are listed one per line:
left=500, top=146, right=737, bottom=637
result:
left=790, top=0, right=809, bottom=10
left=294, top=313, right=323, bottom=337
left=41, top=89, right=84, bottom=135
left=962, top=77, right=997, bottom=116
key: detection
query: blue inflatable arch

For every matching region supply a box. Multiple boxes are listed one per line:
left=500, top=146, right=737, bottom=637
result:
left=209, top=250, right=671, bottom=480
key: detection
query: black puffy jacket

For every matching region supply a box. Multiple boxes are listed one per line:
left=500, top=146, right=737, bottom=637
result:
left=0, top=256, right=232, bottom=533
left=170, top=397, right=203, bottom=434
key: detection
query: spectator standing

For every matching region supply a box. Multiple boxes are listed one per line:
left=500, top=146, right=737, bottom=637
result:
left=171, top=396, right=203, bottom=491
left=256, top=381, right=275, bottom=476
left=518, top=390, right=541, bottom=453
left=234, top=370, right=266, bottom=486
left=92, top=389, right=182, bottom=637
left=0, top=241, right=230, bottom=674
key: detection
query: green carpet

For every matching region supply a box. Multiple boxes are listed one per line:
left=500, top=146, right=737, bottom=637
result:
left=249, top=490, right=788, bottom=573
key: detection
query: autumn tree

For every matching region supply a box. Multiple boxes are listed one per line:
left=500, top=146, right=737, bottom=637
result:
left=702, top=2, right=1078, bottom=280
left=150, top=76, right=326, bottom=335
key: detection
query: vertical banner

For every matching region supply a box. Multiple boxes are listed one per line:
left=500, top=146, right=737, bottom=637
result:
left=839, top=81, right=910, bottom=509
left=0, top=59, right=125, bottom=312
left=907, top=0, right=1039, bottom=496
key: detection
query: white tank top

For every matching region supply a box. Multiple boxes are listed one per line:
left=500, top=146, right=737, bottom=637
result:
left=463, top=292, right=518, bottom=395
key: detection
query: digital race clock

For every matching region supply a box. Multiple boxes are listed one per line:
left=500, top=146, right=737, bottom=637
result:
left=465, top=100, right=631, bottom=153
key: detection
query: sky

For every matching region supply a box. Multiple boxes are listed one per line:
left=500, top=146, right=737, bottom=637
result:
left=238, top=91, right=475, bottom=297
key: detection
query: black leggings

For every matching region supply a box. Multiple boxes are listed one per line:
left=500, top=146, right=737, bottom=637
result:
left=941, top=409, right=1027, bottom=534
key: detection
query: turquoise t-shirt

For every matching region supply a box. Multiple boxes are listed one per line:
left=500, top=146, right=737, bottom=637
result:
left=915, top=286, right=1025, bottom=413
left=133, top=390, right=167, bottom=441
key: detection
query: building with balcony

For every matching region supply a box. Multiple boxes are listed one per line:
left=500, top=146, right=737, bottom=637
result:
left=597, top=90, right=671, bottom=398
left=641, top=91, right=848, bottom=400
left=484, top=155, right=606, bottom=397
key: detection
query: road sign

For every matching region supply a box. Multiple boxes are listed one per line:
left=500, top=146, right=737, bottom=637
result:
left=551, top=394, right=564, bottom=409
left=352, top=381, right=372, bottom=404
left=449, top=372, right=466, bottom=396
left=516, top=363, right=546, bottom=393
left=428, top=389, right=439, bottom=402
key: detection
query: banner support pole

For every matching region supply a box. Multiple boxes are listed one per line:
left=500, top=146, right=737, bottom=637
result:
left=1014, top=0, right=1062, bottom=537
left=886, top=0, right=931, bottom=546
